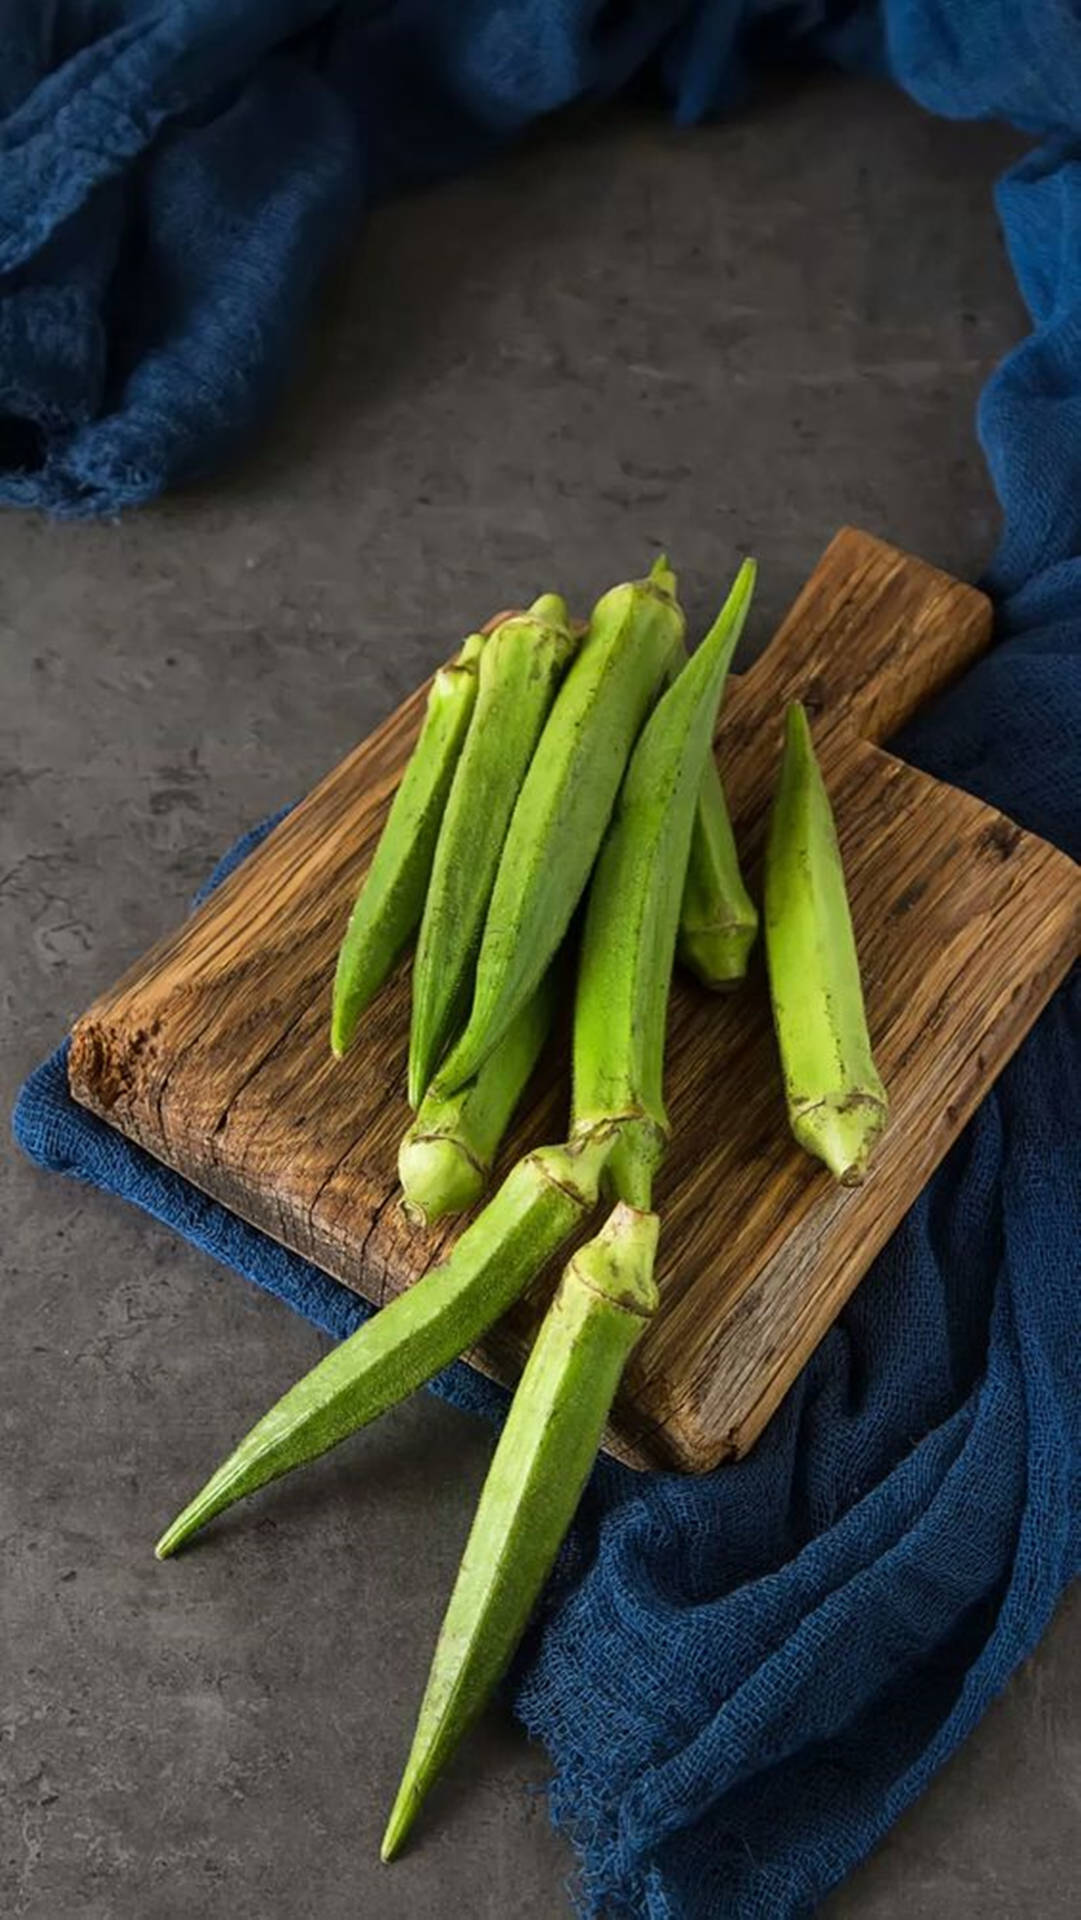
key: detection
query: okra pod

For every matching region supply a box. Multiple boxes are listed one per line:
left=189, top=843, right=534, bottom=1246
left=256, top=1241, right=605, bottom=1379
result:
left=407, top=595, right=575, bottom=1108
left=381, top=1202, right=659, bottom=1861
left=662, top=630, right=758, bottom=989
left=572, top=560, right=757, bottom=1206
left=435, top=559, right=684, bottom=1094
left=764, top=702, right=887, bottom=1183
left=330, top=632, right=485, bottom=1058
left=154, top=1132, right=613, bottom=1560
left=679, top=753, right=759, bottom=987
left=399, top=970, right=557, bottom=1227
left=382, top=573, right=755, bottom=1856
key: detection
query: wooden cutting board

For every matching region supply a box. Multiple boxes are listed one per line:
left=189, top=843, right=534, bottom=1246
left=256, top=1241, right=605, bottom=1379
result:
left=68, top=530, right=1081, bottom=1472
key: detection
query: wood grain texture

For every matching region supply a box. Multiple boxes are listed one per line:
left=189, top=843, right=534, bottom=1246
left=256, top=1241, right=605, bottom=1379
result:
left=68, top=529, right=1081, bottom=1470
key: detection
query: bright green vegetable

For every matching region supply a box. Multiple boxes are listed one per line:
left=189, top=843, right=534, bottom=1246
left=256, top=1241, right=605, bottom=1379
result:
left=381, top=1201, right=659, bottom=1861
left=153, top=1132, right=614, bottom=1560
left=399, top=970, right=557, bottom=1227
left=331, top=632, right=485, bottom=1059
left=663, top=626, right=758, bottom=990
left=382, top=568, right=758, bottom=1858
left=763, top=702, right=887, bottom=1183
left=679, top=752, right=759, bottom=987
left=435, top=559, right=684, bottom=1095
left=572, top=560, right=757, bottom=1206
left=407, top=596, right=576, bottom=1108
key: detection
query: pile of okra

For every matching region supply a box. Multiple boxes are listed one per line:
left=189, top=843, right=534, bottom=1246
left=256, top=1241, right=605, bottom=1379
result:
left=156, top=558, right=887, bottom=1857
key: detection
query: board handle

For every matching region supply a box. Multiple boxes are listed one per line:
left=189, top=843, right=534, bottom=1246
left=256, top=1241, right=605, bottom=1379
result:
left=740, top=527, right=993, bottom=748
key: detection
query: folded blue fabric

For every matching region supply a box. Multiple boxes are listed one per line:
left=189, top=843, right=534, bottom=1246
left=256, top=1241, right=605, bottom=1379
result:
left=9, top=3, right=1081, bottom=1917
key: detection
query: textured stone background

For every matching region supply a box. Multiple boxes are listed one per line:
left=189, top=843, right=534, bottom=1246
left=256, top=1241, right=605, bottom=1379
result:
left=3, top=75, right=1077, bottom=1920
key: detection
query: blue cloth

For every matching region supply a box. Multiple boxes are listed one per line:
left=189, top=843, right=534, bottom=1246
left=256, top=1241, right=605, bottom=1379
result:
left=9, top=3, right=1081, bottom=1916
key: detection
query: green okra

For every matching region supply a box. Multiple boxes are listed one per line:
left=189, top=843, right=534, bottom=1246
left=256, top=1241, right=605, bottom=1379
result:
left=381, top=1201, right=659, bottom=1862
left=679, top=752, right=759, bottom=987
left=407, top=595, right=575, bottom=1109
left=154, top=1132, right=614, bottom=1560
left=331, top=632, right=485, bottom=1059
left=435, top=558, right=685, bottom=1095
left=662, top=630, right=758, bottom=990
left=572, top=560, right=757, bottom=1207
left=382, top=568, right=755, bottom=1858
left=764, top=702, right=887, bottom=1184
left=399, top=970, right=557, bottom=1228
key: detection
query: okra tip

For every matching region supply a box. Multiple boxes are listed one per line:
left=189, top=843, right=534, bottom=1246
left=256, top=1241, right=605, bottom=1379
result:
left=154, top=1452, right=257, bottom=1559
left=154, top=1498, right=208, bottom=1561
left=701, top=554, right=756, bottom=655
left=380, top=1779, right=418, bottom=1863
left=784, top=697, right=813, bottom=757
left=329, top=966, right=360, bottom=1060
left=405, top=1051, right=428, bottom=1114
left=794, top=1090, right=887, bottom=1186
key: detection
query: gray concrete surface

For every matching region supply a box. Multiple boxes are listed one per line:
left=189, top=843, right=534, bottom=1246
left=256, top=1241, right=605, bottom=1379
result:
left=2, top=73, right=1077, bottom=1920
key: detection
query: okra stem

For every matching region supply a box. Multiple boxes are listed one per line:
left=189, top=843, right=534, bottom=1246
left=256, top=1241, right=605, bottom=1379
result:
left=381, top=1203, right=659, bottom=1861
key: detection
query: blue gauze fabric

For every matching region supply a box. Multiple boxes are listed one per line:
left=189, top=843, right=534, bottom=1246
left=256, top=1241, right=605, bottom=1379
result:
left=9, top=3, right=1081, bottom=1916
